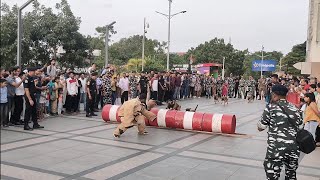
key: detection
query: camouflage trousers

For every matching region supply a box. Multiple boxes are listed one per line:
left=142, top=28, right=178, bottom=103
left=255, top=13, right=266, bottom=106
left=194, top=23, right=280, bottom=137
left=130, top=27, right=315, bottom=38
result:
left=264, top=150, right=299, bottom=180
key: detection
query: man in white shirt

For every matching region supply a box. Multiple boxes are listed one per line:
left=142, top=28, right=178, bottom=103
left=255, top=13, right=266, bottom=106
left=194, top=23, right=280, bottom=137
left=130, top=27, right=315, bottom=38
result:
left=118, top=73, right=129, bottom=104
left=150, top=74, right=159, bottom=101
left=79, top=73, right=87, bottom=111
left=11, top=69, right=26, bottom=125
left=66, top=72, right=79, bottom=113
left=47, top=59, right=57, bottom=77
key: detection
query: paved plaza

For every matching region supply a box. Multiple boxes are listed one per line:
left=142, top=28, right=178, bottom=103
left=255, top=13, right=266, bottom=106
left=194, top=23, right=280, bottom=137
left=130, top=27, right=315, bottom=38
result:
left=1, top=98, right=319, bottom=180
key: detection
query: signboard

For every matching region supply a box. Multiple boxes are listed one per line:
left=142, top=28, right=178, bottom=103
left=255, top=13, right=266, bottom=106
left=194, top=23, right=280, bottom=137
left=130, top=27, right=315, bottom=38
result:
left=252, top=60, right=277, bottom=72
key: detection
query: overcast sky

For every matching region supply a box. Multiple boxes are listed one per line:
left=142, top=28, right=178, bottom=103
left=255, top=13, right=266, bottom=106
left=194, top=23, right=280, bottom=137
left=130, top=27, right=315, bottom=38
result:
left=3, top=0, right=309, bottom=54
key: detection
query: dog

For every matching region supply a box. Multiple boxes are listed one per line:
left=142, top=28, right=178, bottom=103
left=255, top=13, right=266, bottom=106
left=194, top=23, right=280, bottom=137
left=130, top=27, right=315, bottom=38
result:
left=247, top=93, right=254, bottom=103
left=166, top=100, right=181, bottom=111
left=213, top=94, right=220, bottom=104
left=221, top=96, right=228, bottom=106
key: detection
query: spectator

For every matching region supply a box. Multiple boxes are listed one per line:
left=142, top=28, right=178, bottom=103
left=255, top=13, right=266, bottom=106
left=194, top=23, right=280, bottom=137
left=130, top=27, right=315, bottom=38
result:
left=111, top=76, right=117, bottom=105
left=303, top=93, right=320, bottom=140
left=66, top=72, right=79, bottom=113
left=47, top=59, right=57, bottom=77
left=316, top=83, right=320, bottom=146
left=258, top=85, right=303, bottom=180
left=118, top=73, right=129, bottom=104
left=173, top=73, right=181, bottom=100
left=79, top=73, right=87, bottom=111
left=11, top=71, right=26, bottom=125
left=150, top=74, right=159, bottom=101
left=0, top=79, right=9, bottom=128
left=5, top=67, right=18, bottom=126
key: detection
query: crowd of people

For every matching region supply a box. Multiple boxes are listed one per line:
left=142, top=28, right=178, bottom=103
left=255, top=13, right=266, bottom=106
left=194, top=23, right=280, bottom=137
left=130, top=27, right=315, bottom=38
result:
left=0, top=61, right=319, bottom=143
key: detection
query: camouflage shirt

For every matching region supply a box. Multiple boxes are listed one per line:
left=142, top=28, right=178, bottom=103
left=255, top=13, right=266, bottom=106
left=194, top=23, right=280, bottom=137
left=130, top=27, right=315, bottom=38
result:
left=258, top=100, right=303, bottom=157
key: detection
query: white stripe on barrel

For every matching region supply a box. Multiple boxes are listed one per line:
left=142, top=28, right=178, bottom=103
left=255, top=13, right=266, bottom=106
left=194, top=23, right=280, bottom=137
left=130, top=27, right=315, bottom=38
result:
left=109, top=105, right=119, bottom=122
left=183, top=112, right=195, bottom=130
left=212, top=114, right=223, bottom=133
left=157, top=109, right=168, bottom=127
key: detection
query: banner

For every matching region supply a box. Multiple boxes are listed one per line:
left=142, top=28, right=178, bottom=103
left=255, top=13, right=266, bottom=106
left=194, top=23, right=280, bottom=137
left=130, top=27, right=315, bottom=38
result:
left=252, top=60, right=277, bottom=72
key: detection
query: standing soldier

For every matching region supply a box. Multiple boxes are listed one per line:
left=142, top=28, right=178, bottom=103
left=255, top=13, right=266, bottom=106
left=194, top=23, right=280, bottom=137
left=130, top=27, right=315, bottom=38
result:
left=113, top=94, right=157, bottom=138
left=23, top=67, right=44, bottom=130
left=101, top=72, right=112, bottom=106
left=227, top=73, right=235, bottom=98
left=86, top=72, right=98, bottom=117
left=129, top=72, right=138, bottom=99
left=216, top=76, right=223, bottom=99
left=238, top=76, right=245, bottom=99
left=246, top=76, right=256, bottom=101
left=258, top=76, right=266, bottom=100
left=258, top=85, right=303, bottom=180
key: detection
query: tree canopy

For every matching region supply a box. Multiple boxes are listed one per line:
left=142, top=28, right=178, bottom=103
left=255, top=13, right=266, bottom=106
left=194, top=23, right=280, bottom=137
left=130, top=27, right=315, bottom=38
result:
left=0, top=0, right=307, bottom=76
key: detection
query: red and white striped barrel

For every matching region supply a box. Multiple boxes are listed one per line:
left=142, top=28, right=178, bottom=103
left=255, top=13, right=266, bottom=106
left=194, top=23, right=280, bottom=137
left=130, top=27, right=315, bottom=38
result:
left=101, top=105, right=121, bottom=123
left=101, top=105, right=236, bottom=134
left=202, top=113, right=236, bottom=134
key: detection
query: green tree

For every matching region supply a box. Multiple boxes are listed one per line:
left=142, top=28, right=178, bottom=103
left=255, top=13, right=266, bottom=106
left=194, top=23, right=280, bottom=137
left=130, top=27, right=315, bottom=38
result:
left=281, top=42, right=306, bottom=75
left=1, top=0, right=89, bottom=68
left=108, top=35, right=166, bottom=66
left=0, top=3, right=19, bottom=68
left=185, top=38, right=247, bottom=76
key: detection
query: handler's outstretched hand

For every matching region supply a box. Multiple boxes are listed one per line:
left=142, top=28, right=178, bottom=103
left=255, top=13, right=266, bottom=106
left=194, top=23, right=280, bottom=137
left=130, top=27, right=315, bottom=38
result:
left=147, top=100, right=157, bottom=110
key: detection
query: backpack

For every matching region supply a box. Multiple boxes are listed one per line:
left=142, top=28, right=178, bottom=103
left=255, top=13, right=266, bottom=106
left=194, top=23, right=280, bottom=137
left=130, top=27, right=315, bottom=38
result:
left=277, top=104, right=316, bottom=154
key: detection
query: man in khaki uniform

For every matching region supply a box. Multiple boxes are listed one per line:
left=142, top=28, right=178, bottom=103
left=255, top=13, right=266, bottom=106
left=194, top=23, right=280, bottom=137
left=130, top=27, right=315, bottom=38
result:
left=113, top=93, right=156, bottom=138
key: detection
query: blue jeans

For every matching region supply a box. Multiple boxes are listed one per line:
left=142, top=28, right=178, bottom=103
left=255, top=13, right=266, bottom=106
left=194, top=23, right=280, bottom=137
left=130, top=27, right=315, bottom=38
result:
left=0, top=103, right=9, bottom=125
left=174, top=87, right=181, bottom=100
left=112, top=91, right=117, bottom=105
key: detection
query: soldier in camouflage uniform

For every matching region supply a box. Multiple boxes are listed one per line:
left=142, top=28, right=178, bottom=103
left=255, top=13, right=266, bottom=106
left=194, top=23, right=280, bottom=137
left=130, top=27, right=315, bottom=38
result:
left=204, top=76, right=213, bottom=98
left=258, top=85, right=303, bottom=180
left=129, top=73, right=138, bottom=99
left=246, top=76, right=256, bottom=101
left=216, top=76, right=223, bottom=98
left=227, top=74, right=235, bottom=98
left=101, top=72, right=112, bottom=105
left=238, top=76, right=246, bottom=99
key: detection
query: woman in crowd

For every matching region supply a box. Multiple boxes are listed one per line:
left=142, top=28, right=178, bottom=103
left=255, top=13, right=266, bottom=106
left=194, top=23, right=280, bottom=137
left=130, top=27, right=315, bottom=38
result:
left=303, top=93, right=320, bottom=140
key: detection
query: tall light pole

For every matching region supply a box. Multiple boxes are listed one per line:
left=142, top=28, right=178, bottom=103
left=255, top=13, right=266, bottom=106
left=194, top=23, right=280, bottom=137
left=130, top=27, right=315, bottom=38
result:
left=255, top=46, right=271, bottom=78
left=222, top=57, right=225, bottom=80
left=105, top=21, right=116, bottom=67
left=17, top=0, right=35, bottom=66
left=142, top=18, right=149, bottom=72
left=156, top=0, right=186, bottom=71
left=261, top=46, right=264, bottom=78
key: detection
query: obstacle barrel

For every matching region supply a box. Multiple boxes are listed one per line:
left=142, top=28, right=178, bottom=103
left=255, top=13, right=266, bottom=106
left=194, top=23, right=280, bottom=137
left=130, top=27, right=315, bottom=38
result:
left=101, top=105, right=236, bottom=134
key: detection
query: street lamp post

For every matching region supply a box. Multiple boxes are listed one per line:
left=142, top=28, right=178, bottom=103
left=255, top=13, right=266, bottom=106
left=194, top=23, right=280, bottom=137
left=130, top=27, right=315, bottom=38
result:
left=142, top=18, right=149, bottom=72
left=256, top=46, right=271, bottom=78
left=105, top=21, right=116, bottom=67
left=156, top=0, right=186, bottom=71
left=17, top=0, right=35, bottom=66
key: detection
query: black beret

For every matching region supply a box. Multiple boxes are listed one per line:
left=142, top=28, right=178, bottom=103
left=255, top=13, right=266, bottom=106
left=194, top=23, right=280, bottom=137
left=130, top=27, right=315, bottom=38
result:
left=0, top=78, right=7, bottom=83
left=272, top=85, right=288, bottom=96
left=91, top=72, right=98, bottom=76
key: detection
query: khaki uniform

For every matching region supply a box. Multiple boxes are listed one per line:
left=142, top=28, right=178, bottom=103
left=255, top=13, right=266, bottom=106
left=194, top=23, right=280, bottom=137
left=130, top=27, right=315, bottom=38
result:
left=114, top=98, right=156, bottom=136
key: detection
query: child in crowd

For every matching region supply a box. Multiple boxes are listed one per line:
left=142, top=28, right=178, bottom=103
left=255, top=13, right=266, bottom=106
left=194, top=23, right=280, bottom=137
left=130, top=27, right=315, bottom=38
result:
left=0, top=79, right=9, bottom=127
